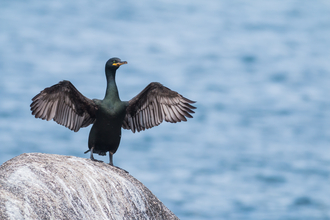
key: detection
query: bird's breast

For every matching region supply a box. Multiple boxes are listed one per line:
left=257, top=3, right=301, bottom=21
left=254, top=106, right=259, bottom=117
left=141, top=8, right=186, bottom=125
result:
left=96, top=102, right=126, bottom=121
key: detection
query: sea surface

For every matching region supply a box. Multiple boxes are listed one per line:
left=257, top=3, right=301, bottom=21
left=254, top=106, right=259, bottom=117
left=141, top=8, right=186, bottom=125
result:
left=1, top=0, right=330, bottom=219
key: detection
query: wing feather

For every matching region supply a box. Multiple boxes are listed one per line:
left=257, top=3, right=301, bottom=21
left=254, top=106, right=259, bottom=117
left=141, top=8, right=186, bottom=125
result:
left=47, top=100, right=57, bottom=120
left=122, top=82, right=196, bottom=133
left=30, top=80, right=98, bottom=132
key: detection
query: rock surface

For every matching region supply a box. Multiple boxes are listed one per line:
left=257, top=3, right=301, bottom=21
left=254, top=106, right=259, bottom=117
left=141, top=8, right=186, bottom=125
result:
left=0, top=153, right=178, bottom=220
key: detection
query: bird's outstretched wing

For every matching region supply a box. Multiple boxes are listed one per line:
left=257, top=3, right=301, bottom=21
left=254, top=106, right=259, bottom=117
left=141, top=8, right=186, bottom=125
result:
left=30, top=80, right=98, bottom=132
left=122, top=82, right=196, bottom=133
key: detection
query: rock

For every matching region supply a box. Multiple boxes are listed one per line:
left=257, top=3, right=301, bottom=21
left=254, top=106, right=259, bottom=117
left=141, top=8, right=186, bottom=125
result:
left=0, top=153, right=179, bottom=220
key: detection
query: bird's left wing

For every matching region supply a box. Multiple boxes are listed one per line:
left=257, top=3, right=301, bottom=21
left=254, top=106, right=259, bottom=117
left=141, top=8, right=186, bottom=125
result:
left=122, top=82, right=196, bottom=133
left=30, top=80, right=98, bottom=132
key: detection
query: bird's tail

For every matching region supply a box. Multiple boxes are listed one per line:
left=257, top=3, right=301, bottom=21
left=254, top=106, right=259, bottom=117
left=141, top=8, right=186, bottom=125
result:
left=84, top=149, right=90, bottom=154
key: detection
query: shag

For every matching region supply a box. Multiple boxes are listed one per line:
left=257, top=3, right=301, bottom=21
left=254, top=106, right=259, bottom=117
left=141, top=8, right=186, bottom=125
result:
left=30, top=58, right=196, bottom=167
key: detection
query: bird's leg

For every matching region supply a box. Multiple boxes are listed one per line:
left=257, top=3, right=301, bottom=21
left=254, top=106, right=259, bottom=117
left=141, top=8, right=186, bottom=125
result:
left=109, top=152, right=128, bottom=173
left=109, top=152, right=114, bottom=166
left=90, top=146, right=103, bottom=163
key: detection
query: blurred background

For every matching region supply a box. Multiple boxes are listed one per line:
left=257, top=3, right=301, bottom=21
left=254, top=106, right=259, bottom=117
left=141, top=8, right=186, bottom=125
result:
left=1, top=0, right=330, bottom=219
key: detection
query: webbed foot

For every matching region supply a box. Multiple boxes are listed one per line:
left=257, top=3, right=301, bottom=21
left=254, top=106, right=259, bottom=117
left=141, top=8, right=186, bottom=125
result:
left=90, top=146, right=103, bottom=163
left=91, top=158, right=103, bottom=163
left=111, top=165, right=129, bottom=173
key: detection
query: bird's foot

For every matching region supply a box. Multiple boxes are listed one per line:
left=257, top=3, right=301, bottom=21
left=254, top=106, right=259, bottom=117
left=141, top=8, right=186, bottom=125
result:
left=90, top=147, right=103, bottom=162
left=110, top=164, right=129, bottom=173
left=91, top=158, right=103, bottom=163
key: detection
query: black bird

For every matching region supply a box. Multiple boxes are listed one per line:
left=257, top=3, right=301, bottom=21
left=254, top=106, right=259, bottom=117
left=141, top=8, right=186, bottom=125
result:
left=30, top=57, right=196, bottom=166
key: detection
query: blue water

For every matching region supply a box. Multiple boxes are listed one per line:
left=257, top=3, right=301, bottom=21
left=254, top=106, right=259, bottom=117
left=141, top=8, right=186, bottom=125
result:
left=1, top=0, right=330, bottom=219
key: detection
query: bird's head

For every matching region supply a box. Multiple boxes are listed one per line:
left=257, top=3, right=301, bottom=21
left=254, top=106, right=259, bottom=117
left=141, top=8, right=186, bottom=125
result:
left=105, top=57, right=127, bottom=71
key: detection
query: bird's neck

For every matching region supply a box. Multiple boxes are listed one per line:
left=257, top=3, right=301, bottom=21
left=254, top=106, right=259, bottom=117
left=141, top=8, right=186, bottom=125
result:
left=104, top=71, right=121, bottom=103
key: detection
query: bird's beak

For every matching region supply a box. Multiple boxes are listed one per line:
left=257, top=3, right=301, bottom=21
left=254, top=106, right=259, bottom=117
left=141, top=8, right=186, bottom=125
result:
left=113, top=61, right=128, bottom=67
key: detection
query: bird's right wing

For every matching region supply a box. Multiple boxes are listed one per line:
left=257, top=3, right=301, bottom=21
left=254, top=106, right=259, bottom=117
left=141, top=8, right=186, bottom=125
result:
left=30, top=80, right=98, bottom=132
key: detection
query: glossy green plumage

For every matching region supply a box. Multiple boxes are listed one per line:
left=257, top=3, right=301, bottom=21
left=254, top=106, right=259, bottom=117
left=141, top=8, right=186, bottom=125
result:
left=30, top=57, right=196, bottom=167
left=86, top=58, right=128, bottom=164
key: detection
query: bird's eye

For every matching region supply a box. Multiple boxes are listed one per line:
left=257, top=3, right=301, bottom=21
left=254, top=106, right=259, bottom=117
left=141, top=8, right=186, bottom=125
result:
left=113, top=60, right=117, bottom=63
